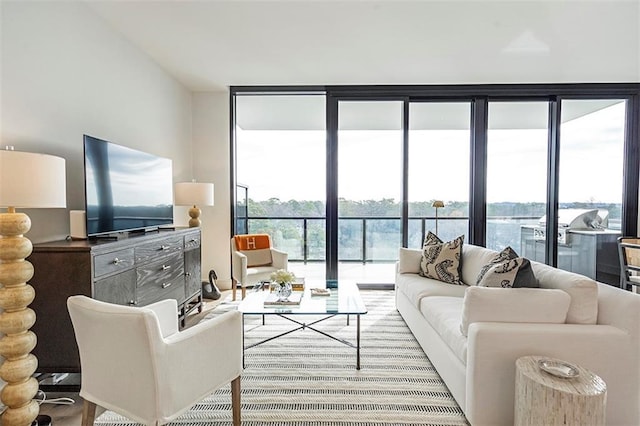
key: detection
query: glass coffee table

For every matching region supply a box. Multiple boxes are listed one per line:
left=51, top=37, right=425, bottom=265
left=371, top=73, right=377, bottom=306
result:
left=237, top=280, right=368, bottom=369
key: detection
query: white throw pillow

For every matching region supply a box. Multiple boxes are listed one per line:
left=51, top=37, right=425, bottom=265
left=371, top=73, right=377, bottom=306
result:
left=460, top=286, right=571, bottom=337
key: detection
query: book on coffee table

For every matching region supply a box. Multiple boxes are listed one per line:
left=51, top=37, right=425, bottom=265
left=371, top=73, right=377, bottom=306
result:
left=310, top=288, right=331, bottom=296
left=263, top=292, right=303, bottom=306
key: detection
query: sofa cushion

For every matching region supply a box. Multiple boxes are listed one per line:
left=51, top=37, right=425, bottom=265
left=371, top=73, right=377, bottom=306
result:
left=396, top=273, right=467, bottom=307
left=460, top=244, right=500, bottom=286
left=531, top=261, right=598, bottom=324
left=476, top=246, right=538, bottom=288
left=419, top=232, right=464, bottom=285
left=398, top=247, right=422, bottom=274
left=419, top=296, right=467, bottom=365
left=460, top=286, right=571, bottom=336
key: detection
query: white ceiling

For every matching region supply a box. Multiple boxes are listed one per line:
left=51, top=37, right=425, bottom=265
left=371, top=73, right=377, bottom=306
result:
left=85, top=0, right=640, bottom=92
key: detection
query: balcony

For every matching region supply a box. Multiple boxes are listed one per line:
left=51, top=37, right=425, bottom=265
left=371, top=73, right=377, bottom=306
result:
left=244, top=215, right=544, bottom=285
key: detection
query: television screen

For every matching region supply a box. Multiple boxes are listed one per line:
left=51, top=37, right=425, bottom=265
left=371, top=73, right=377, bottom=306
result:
left=83, top=135, right=174, bottom=237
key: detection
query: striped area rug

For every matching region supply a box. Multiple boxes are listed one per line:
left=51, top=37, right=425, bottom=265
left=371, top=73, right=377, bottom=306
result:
left=95, top=290, right=469, bottom=425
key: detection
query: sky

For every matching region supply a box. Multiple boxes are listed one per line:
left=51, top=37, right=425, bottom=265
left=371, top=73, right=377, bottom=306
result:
left=236, top=101, right=625, bottom=205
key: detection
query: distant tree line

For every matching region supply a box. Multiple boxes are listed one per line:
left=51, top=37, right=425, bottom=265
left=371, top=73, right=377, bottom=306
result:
left=245, top=198, right=621, bottom=219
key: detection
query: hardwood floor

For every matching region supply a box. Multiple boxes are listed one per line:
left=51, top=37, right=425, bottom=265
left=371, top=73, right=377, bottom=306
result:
left=38, top=291, right=228, bottom=425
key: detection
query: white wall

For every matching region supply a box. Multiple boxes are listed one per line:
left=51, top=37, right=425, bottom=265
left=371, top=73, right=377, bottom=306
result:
left=1, top=1, right=193, bottom=243
left=0, top=1, right=194, bottom=406
left=191, top=92, right=231, bottom=288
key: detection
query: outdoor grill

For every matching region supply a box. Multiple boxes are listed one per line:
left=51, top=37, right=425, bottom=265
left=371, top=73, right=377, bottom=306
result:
left=520, top=208, right=619, bottom=285
left=535, top=208, right=609, bottom=244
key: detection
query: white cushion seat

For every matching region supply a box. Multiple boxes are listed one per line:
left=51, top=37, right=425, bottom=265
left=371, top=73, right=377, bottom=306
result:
left=396, top=274, right=467, bottom=307
left=420, top=296, right=467, bottom=365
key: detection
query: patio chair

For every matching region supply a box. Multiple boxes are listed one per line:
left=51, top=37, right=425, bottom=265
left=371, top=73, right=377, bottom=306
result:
left=231, top=233, right=288, bottom=300
left=618, top=236, right=640, bottom=291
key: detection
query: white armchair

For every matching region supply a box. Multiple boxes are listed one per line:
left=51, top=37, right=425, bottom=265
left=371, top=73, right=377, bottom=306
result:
left=67, top=296, right=242, bottom=426
left=231, top=233, right=288, bottom=300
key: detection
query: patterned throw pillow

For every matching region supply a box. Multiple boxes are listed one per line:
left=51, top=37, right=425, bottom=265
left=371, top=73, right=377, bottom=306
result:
left=419, top=232, right=464, bottom=285
left=476, top=246, right=538, bottom=288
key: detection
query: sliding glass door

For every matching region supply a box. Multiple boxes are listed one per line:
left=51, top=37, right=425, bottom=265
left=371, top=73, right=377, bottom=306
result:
left=337, top=101, right=402, bottom=284
left=486, top=102, right=549, bottom=257
left=408, top=102, right=471, bottom=248
left=235, top=94, right=327, bottom=281
left=556, top=99, right=626, bottom=283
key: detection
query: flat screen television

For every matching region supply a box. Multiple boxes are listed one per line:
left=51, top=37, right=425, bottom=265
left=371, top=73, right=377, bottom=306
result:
left=83, top=135, right=174, bottom=237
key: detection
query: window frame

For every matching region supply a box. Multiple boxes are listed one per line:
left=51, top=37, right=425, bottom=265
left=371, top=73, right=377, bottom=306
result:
left=231, top=83, right=640, bottom=279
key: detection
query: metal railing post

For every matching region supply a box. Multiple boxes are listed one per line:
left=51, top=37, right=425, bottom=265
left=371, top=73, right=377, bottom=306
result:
left=303, top=218, right=308, bottom=264
left=362, top=218, right=367, bottom=264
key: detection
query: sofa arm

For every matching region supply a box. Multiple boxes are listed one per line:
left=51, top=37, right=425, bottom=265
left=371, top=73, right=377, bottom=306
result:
left=465, top=322, right=636, bottom=426
left=231, top=251, right=248, bottom=283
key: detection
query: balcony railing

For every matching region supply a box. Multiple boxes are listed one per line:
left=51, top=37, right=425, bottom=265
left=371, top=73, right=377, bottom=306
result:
left=244, top=215, right=541, bottom=263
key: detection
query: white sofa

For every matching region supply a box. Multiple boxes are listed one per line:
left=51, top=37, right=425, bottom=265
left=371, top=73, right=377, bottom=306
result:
left=395, top=243, right=640, bottom=426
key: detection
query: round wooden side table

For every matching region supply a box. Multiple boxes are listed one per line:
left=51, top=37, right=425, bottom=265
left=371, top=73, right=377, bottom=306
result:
left=515, top=355, right=607, bottom=426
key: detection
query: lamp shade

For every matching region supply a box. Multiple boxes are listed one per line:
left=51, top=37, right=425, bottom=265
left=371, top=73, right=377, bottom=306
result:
left=174, top=182, right=214, bottom=207
left=432, top=200, right=445, bottom=208
left=0, top=150, right=66, bottom=208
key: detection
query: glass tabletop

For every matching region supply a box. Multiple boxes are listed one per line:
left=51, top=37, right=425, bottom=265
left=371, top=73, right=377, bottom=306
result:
left=237, top=280, right=367, bottom=315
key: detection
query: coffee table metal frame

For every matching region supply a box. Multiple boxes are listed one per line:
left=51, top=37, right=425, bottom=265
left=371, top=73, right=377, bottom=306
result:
left=237, top=281, right=367, bottom=370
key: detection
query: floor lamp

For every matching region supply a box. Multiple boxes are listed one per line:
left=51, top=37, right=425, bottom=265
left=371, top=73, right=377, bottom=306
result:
left=0, top=149, right=66, bottom=426
left=432, top=200, right=444, bottom=235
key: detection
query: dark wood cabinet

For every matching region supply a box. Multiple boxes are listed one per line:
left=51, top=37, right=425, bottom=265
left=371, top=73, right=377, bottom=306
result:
left=28, top=228, right=202, bottom=374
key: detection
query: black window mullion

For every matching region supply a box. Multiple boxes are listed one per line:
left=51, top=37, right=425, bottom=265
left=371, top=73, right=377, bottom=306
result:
left=622, top=95, right=640, bottom=237
left=326, top=95, right=339, bottom=280
left=401, top=99, right=410, bottom=248
left=229, top=93, right=238, bottom=236
left=469, top=98, right=488, bottom=246
left=545, top=98, right=560, bottom=267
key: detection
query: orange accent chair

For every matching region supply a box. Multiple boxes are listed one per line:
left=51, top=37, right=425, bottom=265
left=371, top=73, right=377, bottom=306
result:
left=231, top=234, right=288, bottom=300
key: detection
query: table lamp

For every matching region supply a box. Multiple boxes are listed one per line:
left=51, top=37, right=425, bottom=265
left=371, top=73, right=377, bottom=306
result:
left=432, top=200, right=445, bottom=235
left=0, top=148, right=66, bottom=426
left=174, top=181, right=214, bottom=227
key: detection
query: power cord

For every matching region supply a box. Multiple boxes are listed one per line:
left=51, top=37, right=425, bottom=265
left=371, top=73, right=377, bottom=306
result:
left=35, top=389, right=75, bottom=406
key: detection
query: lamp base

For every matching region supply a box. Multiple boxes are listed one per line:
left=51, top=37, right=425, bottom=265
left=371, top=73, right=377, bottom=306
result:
left=188, top=206, right=201, bottom=227
left=0, top=210, right=40, bottom=426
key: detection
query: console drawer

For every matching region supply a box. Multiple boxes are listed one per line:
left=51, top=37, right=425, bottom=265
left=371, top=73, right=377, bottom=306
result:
left=136, top=253, right=185, bottom=304
left=135, top=236, right=183, bottom=263
left=94, top=248, right=135, bottom=278
left=184, top=233, right=201, bottom=250
left=138, top=275, right=186, bottom=306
